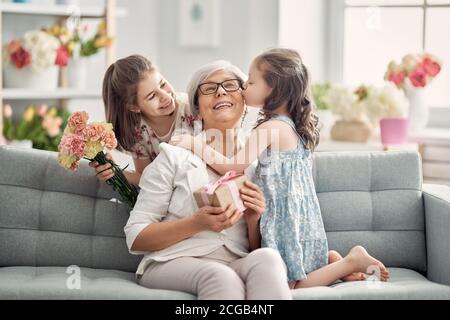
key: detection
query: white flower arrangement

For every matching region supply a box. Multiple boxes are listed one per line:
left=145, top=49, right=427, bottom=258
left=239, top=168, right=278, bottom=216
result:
left=3, top=30, right=68, bottom=74
left=23, top=31, right=60, bottom=72
left=364, top=83, right=409, bottom=125
left=323, top=85, right=364, bottom=122
left=324, top=83, right=408, bottom=124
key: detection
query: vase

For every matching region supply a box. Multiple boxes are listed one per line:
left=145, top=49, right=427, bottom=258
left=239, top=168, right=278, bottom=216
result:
left=68, top=58, right=88, bottom=89
left=330, top=120, right=373, bottom=143
left=379, top=118, right=409, bottom=145
left=405, top=85, right=428, bottom=133
left=3, top=64, right=59, bottom=89
left=316, top=109, right=335, bottom=140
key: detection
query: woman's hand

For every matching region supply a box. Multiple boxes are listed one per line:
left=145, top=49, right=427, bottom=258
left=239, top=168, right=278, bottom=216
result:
left=193, top=205, right=243, bottom=233
left=240, top=180, right=265, bottom=225
left=89, top=153, right=115, bottom=182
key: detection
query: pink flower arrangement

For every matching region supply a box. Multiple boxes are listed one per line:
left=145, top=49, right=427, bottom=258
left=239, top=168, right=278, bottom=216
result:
left=3, top=104, right=69, bottom=151
left=385, top=53, right=442, bottom=89
left=4, top=30, right=70, bottom=72
left=58, top=112, right=138, bottom=209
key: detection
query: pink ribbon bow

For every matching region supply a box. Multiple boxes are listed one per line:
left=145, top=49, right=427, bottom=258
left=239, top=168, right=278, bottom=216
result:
left=201, top=170, right=246, bottom=212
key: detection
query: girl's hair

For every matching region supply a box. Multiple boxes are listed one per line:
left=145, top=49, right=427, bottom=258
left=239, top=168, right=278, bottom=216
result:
left=102, top=54, right=155, bottom=152
left=254, top=48, right=320, bottom=151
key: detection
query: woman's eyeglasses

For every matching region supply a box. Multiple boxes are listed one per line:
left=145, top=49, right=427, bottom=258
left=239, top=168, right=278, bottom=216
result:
left=198, top=79, right=243, bottom=95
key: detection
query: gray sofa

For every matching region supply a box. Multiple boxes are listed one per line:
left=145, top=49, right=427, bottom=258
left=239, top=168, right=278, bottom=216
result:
left=1, top=145, right=450, bottom=300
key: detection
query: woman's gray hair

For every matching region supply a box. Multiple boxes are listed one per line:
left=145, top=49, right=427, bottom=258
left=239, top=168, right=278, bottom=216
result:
left=186, top=60, right=247, bottom=118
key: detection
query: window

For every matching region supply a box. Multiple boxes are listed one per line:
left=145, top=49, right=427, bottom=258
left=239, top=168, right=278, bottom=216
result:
left=343, top=0, right=450, bottom=107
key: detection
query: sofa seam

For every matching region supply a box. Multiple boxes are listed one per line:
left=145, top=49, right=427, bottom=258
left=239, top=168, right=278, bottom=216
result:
left=317, top=188, right=422, bottom=194
left=0, top=226, right=126, bottom=239
left=327, top=229, right=424, bottom=233
left=91, top=198, right=97, bottom=270
left=422, top=191, right=450, bottom=276
left=35, top=155, right=49, bottom=267
left=0, top=182, right=121, bottom=203
left=1, top=183, right=422, bottom=196
left=0, top=225, right=426, bottom=235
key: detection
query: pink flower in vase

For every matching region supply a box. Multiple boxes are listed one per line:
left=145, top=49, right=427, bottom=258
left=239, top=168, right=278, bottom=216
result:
left=43, top=115, right=63, bottom=138
left=3, top=104, right=13, bottom=119
left=10, top=47, right=30, bottom=69
left=38, top=104, right=49, bottom=117
left=388, top=71, right=405, bottom=88
left=409, top=66, right=428, bottom=88
left=422, top=57, right=441, bottom=77
left=55, top=46, right=70, bottom=67
left=7, top=40, right=22, bottom=53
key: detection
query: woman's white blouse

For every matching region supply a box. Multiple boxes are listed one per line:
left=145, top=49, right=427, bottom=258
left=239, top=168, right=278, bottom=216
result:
left=124, top=142, right=254, bottom=275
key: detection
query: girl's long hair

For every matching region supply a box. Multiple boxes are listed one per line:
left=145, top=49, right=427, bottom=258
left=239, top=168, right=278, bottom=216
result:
left=102, top=54, right=155, bottom=151
left=254, top=48, right=320, bottom=151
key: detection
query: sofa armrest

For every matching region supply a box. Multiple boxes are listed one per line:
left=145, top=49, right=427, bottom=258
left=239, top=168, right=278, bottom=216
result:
left=423, top=184, right=450, bottom=286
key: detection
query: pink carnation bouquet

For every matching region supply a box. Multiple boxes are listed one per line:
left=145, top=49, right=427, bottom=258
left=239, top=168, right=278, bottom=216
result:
left=58, top=111, right=138, bottom=209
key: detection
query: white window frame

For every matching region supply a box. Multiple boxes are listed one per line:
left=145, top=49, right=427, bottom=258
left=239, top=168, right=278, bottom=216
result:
left=326, top=0, right=450, bottom=126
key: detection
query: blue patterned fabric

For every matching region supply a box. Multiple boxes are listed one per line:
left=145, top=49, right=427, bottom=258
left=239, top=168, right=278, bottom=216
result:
left=253, top=115, right=328, bottom=282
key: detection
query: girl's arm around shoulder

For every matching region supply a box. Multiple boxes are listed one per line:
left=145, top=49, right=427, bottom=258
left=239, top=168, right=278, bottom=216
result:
left=187, top=120, right=288, bottom=175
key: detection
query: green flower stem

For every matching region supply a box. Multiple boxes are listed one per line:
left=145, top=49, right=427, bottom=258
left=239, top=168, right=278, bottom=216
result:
left=88, top=151, right=139, bottom=209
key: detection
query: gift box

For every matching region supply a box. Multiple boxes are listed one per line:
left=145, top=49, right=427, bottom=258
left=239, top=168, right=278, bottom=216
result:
left=193, top=171, right=248, bottom=213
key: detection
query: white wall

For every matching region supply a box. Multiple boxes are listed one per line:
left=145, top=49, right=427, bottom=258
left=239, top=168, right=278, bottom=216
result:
left=278, top=0, right=327, bottom=82
left=155, top=0, right=279, bottom=92
left=116, top=0, right=158, bottom=60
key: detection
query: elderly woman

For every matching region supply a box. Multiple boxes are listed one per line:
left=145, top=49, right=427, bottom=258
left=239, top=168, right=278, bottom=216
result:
left=124, top=61, right=292, bottom=300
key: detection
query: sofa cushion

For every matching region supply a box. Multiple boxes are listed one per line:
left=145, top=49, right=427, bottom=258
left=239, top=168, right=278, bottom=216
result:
left=313, top=151, right=426, bottom=273
left=2, top=267, right=448, bottom=300
left=0, top=266, right=195, bottom=300
left=0, top=146, right=141, bottom=273
left=292, top=268, right=450, bottom=300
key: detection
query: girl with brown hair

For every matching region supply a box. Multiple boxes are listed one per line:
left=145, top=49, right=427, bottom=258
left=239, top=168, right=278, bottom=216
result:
left=90, top=55, right=197, bottom=186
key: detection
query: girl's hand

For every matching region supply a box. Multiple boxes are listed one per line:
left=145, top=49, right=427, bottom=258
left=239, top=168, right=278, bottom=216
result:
left=240, top=180, right=266, bottom=225
left=193, top=205, right=243, bottom=233
left=89, top=153, right=115, bottom=182
left=169, top=134, right=195, bottom=151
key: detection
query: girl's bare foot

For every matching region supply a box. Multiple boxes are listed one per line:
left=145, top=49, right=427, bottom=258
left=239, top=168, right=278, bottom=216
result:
left=346, top=246, right=390, bottom=281
left=342, top=272, right=367, bottom=282
left=328, top=250, right=366, bottom=282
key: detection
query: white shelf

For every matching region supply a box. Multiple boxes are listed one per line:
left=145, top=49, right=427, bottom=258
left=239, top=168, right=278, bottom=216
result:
left=2, top=88, right=101, bottom=100
left=423, top=162, right=450, bottom=180
left=409, top=129, right=450, bottom=147
left=0, top=3, right=127, bottom=18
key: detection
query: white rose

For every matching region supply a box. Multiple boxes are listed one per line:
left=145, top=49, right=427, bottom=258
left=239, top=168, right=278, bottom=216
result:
left=23, top=30, right=60, bottom=72
left=365, top=83, right=408, bottom=123
left=324, top=85, right=361, bottom=122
